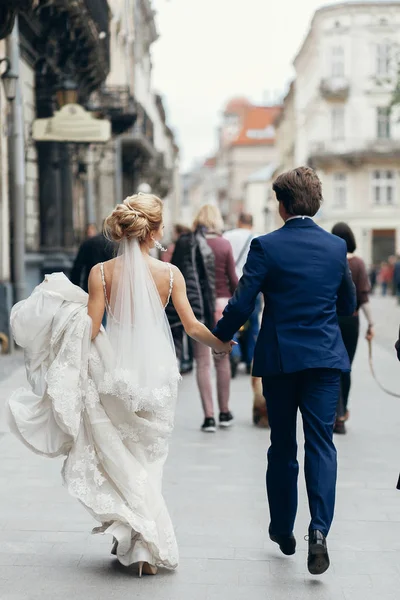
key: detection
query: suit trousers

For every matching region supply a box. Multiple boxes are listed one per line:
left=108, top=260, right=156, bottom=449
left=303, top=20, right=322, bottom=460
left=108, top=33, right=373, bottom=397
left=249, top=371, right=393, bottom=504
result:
left=262, top=368, right=340, bottom=538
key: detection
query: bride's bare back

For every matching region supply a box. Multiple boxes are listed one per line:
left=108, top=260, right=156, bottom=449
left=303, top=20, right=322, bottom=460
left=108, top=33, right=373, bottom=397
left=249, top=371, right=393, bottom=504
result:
left=88, top=250, right=232, bottom=359
left=99, top=254, right=172, bottom=310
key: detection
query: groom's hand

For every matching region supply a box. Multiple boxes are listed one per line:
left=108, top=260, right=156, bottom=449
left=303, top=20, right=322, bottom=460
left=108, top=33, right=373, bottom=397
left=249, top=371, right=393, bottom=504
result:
left=213, top=340, right=237, bottom=357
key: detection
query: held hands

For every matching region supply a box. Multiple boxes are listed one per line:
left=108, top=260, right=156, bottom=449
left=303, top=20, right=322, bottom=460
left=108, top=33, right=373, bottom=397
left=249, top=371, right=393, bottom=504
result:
left=213, top=339, right=237, bottom=357
left=366, top=324, right=374, bottom=342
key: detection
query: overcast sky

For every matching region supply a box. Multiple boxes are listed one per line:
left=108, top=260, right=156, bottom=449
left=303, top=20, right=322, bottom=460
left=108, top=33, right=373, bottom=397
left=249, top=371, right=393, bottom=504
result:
left=151, top=0, right=342, bottom=171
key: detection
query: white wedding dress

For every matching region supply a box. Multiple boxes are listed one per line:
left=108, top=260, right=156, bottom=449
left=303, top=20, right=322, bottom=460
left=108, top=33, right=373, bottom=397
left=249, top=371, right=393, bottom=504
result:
left=6, top=239, right=181, bottom=569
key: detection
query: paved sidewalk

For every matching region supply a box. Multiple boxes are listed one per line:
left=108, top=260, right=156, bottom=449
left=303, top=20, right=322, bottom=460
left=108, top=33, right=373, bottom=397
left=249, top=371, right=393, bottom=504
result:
left=0, top=350, right=24, bottom=383
left=369, top=295, right=400, bottom=351
left=1, top=312, right=400, bottom=599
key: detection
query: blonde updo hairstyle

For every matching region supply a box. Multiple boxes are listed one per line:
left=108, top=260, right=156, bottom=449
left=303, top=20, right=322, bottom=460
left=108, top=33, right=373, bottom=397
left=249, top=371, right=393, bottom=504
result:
left=104, top=193, right=163, bottom=243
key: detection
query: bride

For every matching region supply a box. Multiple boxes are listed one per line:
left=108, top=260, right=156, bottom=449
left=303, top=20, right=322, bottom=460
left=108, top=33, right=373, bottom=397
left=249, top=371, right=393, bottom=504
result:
left=7, top=193, right=233, bottom=577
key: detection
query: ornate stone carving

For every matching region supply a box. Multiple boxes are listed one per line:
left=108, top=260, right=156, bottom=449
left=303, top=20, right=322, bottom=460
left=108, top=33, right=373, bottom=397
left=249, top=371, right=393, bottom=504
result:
left=0, top=0, right=37, bottom=40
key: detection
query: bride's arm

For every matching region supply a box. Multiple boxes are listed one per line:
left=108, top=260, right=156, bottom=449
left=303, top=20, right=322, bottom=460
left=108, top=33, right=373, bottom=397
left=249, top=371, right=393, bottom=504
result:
left=171, top=267, right=233, bottom=353
left=87, top=265, right=106, bottom=339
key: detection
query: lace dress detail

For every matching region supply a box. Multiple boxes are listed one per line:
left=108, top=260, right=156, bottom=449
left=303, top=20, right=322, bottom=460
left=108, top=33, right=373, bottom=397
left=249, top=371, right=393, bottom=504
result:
left=7, top=270, right=180, bottom=570
left=100, top=262, right=111, bottom=313
left=165, top=264, right=174, bottom=308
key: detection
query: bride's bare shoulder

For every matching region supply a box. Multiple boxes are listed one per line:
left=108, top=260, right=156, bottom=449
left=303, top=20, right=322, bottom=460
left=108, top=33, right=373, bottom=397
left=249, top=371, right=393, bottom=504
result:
left=102, top=257, right=117, bottom=266
left=148, top=257, right=182, bottom=278
left=99, top=257, right=117, bottom=272
left=148, top=255, right=170, bottom=270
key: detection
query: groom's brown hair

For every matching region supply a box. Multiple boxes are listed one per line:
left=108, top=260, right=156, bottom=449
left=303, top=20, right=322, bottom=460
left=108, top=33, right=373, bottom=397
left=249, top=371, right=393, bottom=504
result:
left=273, top=167, right=322, bottom=217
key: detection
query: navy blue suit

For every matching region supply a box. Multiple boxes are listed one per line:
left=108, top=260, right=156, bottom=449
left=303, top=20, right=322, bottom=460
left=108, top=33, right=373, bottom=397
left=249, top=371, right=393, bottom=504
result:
left=214, top=218, right=356, bottom=537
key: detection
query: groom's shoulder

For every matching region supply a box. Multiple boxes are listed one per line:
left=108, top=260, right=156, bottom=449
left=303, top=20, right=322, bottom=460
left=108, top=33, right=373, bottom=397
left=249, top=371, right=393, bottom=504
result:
left=254, top=228, right=284, bottom=247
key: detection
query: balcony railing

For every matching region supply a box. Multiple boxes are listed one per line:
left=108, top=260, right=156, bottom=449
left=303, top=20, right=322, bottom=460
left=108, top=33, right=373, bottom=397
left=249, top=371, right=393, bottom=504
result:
left=103, top=86, right=136, bottom=113
left=121, top=103, right=156, bottom=161
left=149, top=153, right=174, bottom=197
left=320, top=77, right=350, bottom=101
left=133, top=103, right=154, bottom=146
left=308, top=138, right=400, bottom=166
left=89, top=85, right=137, bottom=134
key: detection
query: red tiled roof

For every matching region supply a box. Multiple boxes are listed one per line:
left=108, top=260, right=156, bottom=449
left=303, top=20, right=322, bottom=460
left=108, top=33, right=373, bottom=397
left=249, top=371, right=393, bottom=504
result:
left=231, top=105, right=282, bottom=147
left=204, top=156, right=217, bottom=168
left=224, top=97, right=252, bottom=114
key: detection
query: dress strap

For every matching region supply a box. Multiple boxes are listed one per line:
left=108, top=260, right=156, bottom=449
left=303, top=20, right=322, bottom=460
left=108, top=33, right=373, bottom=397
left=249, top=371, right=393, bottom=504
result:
left=165, top=264, right=174, bottom=308
left=100, top=263, right=110, bottom=311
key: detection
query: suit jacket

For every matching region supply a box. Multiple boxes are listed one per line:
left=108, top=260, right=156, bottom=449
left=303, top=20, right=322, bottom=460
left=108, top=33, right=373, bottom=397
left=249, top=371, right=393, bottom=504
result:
left=70, top=234, right=116, bottom=292
left=213, top=218, right=356, bottom=377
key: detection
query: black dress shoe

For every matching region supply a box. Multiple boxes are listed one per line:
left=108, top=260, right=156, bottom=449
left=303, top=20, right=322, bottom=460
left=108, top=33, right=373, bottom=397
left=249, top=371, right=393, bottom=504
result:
left=307, top=530, right=330, bottom=575
left=333, top=419, right=346, bottom=434
left=269, top=531, right=296, bottom=555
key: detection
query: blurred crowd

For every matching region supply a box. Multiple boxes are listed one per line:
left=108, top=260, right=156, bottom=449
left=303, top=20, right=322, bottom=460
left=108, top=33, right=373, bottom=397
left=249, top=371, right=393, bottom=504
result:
left=370, top=256, right=400, bottom=301
left=162, top=208, right=268, bottom=432
left=69, top=206, right=397, bottom=437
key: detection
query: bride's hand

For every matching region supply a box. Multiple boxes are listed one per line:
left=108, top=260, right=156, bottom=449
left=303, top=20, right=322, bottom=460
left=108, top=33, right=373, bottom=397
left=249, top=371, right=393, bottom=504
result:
left=213, top=339, right=237, bottom=356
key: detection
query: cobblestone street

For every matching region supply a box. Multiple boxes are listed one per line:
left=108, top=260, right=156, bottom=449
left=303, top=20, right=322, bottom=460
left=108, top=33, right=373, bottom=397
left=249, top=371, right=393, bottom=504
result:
left=1, top=296, right=400, bottom=599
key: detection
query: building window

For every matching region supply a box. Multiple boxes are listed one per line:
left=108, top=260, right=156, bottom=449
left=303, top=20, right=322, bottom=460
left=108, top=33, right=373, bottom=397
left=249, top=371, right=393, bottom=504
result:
left=372, top=170, right=395, bottom=205
left=331, top=106, right=345, bottom=140
left=331, top=46, right=344, bottom=77
left=333, top=173, right=347, bottom=207
left=377, top=107, right=391, bottom=139
left=376, top=43, right=391, bottom=76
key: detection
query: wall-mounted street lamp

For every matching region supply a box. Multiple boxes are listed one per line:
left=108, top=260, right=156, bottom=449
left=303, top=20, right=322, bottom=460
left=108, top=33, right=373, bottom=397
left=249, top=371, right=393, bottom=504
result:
left=0, top=57, right=18, bottom=102
left=56, top=79, right=78, bottom=108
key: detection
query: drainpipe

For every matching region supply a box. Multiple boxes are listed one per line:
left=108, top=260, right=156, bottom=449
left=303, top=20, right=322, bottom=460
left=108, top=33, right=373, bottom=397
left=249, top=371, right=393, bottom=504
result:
left=114, top=137, right=123, bottom=202
left=7, top=18, right=26, bottom=303
left=85, top=144, right=96, bottom=224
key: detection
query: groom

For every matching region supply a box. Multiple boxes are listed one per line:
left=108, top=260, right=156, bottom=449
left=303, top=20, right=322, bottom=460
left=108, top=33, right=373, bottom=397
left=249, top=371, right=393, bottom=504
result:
left=214, top=167, right=356, bottom=575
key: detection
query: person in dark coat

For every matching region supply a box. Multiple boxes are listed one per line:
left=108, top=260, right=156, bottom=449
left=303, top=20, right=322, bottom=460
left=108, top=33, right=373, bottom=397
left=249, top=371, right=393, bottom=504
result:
left=167, top=205, right=237, bottom=432
left=162, top=224, right=193, bottom=374
left=331, top=222, right=374, bottom=434
left=166, top=225, right=216, bottom=342
left=70, top=231, right=116, bottom=293
left=393, top=255, right=400, bottom=304
left=213, top=167, right=356, bottom=575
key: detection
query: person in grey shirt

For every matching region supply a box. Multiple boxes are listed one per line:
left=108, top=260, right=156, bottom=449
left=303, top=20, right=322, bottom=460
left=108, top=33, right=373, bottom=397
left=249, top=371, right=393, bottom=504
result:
left=224, top=213, right=268, bottom=427
left=224, top=213, right=255, bottom=278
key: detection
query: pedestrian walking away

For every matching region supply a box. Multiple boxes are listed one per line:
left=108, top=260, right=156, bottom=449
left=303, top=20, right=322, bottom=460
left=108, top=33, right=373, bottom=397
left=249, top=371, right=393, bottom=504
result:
left=169, top=204, right=238, bottom=433
left=70, top=227, right=116, bottom=293
left=331, top=222, right=374, bottom=434
left=225, top=213, right=267, bottom=427
left=6, top=192, right=234, bottom=578
left=378, top=261, right=392, bottom=297
left=163, top=224, right=193, bottom=374
left=213, top=167, right=356, bottom=575
left=224, top=212, right=259, bottom=373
